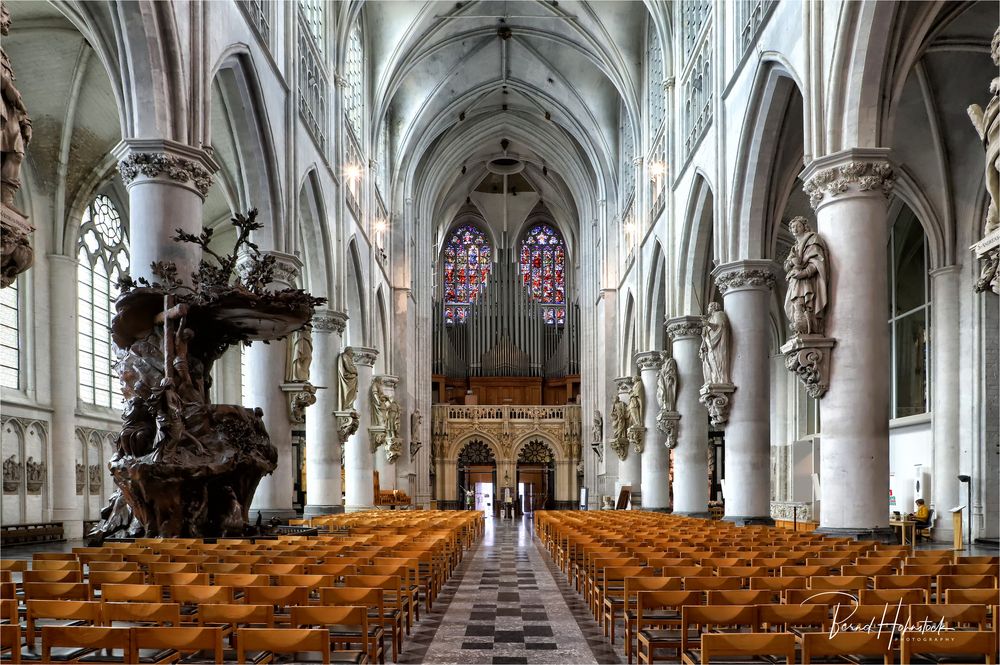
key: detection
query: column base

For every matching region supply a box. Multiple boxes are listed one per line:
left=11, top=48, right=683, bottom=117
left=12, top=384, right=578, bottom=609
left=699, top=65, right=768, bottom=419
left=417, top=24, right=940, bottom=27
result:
left=303, top=504, right=344, bottom=517
left=673, top=511, right=711, bottom=518
left=814, top=526, right=896, bottom=543
left=345, top=504, right=375, bottom=513
left=251, top=508, right=298, bottom=523
left=51, top=511, right=84, bottom=539
left=641, top=507, right=673, bottom=514
left=723, top=515, right=775, bottom=526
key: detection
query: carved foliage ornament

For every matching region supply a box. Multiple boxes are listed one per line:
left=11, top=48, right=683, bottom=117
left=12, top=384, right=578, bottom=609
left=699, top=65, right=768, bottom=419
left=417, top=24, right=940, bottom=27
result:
left=312, top=310, right=348, bottom=334
left=118, top=152, right=213, bottom=196
left=715, top=268, right=775, bottom=295
left=457, top=440, right=495, bottom=466
left=518, top=440, right=554, bottom=464
left=666, top=319, right=702, bottom=340
left=803, top=160, right=895, bottom=209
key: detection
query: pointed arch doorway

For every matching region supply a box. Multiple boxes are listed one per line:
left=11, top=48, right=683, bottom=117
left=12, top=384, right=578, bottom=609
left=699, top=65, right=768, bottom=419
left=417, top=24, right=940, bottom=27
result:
left=457, top=439, right=496, bottom=515
left=516, top=439, right=555, bottom=513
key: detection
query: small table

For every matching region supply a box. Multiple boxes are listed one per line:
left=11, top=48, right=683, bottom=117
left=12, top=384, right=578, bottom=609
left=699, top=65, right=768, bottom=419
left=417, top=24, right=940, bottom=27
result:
left=890, top=518, right=916, bottom=546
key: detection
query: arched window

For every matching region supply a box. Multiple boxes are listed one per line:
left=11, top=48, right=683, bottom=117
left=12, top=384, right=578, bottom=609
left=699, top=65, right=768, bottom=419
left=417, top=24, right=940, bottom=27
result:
left=443, top=224, right=492, bottom=324
left=519, top=223, right=566, bottom=325
left=620, top=104, right=635, bottom=208
left=345, top=20, right=364, bottom=138
left=77, top=194, right=129, bottom=408
left=0, top=279, right=19, bottom=389
left=646, top=19, right=665, bottom=135
left=376, top=119, right=389, bottom=197
left=888, top=207, right=929, bottom=418
left=299, top=0, right=325, bottom=49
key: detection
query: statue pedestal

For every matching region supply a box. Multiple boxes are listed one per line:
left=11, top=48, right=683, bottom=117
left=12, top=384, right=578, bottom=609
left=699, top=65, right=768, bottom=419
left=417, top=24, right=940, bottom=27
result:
left=280, top=382, right=316, bottom=425
left=699, top=383, right=735, bottom=427
left=780, top=334, right=836, bottom=398
left=1, top=205, right=35, bottom=288
left=972, top=229, right=1000, bottom=295
left=656, top=411, right=681, bottom=449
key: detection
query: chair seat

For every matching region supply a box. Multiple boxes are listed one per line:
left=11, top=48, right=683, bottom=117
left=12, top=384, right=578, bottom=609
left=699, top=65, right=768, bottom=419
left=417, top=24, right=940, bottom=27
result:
left=895, top=657, right=987, bottom=665
left=37, top=647, right=94, bottom=661
left=330, top=650, right=367, bottom=664
left=328, top=626, right=382, bottom=639
left=638, top=628, right=696, bottom=643
left=681, top=649, right=769, bottom=665
left=135, top=648, right=178, bottom=663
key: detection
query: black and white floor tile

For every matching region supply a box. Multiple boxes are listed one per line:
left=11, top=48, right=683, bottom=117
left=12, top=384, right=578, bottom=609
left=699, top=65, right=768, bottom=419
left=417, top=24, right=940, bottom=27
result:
left=400, top=515, right=620, bottom=665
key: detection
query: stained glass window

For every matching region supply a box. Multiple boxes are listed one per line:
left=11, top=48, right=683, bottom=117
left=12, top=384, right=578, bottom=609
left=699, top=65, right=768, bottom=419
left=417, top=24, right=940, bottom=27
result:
left=77, top=194, right=129, bottom=408
left=443, top=224, right=492, bottom=324
left=519, top=223, right=566, bottom=325
left=345, top=21, right=363, bottom=138
left=0, top=276, right=18, bottom=389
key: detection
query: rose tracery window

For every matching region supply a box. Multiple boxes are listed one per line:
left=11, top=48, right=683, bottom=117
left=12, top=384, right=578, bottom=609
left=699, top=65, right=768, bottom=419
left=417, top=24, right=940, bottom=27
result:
left=518, top=440, right=554, bottom=464
left=519, top=223, right=566, bottom=325
left=458, top=440, right=495, bottom=466
left=442, top=224, right=492, bottom=324
left=77, top=194, right=129, bottom=408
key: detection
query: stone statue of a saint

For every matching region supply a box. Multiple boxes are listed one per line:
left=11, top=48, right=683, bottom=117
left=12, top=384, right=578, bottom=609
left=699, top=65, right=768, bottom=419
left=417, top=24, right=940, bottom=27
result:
left=1, top=2, right=32, bottom=208
left=627, top=376, right=643, bottom=430
left=968, top=26, right=1000, bottom=238
left=592, top=409, right=603, bottom=444
left=699, top=302, right=731, bottom=385
left=410, top=410, right=422, bottom=442
left=337, top=347, right=358, bottom=410
left=369, top=377, right=390, bottom=429
left=656, top=355, right=678, bottom=413
left=286, top=327, right=312, bottom=383
left=783, top=217, right=829, bottom=335
left=385, top=397, right=402, bottom=462
left=610, top=399, right=628, bottom=459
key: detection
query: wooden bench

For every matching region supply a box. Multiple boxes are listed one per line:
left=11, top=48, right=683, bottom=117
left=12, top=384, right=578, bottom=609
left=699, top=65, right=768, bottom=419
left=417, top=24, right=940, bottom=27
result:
left=0, top=522, right=64, bottom=547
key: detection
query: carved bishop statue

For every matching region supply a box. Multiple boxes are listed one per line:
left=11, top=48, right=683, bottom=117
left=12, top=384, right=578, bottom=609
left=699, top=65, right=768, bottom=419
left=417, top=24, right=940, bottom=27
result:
left=783, top=217, right=829, bottom=335
left=337, top=347, right=358, bottom=410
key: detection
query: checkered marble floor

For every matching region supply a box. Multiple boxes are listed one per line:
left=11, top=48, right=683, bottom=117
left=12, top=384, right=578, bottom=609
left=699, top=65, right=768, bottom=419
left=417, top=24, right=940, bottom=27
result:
left=400, top=515, right=619, bottom=664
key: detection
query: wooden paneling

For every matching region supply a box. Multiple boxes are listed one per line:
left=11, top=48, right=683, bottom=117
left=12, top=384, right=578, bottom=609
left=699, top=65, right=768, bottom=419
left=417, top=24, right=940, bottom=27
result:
left=433, top=375, right=580, bottom=406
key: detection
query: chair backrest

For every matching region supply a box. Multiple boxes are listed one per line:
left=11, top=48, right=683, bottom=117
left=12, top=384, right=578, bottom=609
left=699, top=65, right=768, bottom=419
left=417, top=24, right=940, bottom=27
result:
left=937, top=574, right=998, bottom=596
left=30, top=560, right=80, bottom=571
left=23, top=569, right=81, bottom=584
left=0, top=622, right=20, bottom=664
left=801, top=631, right=893, bottom=662
left=784, top=588, right=856, bottom=606
left=809, top=575, right=868, bottom=591
left=253, top=563, right=306, bottom=576
left=908, top=603, right=988, bottom=629
left=242, top=585, right=309, bottom=608
left=149, top=562, right=198, bottom=574
left=290, top=605, right=369, bottom=649
left=900, top=631, right=997, bottom=664
left=321, top=586, right=385, bottom=614
left=202, top=563, right=252, bottom=575
left=236, top=628, right=330, bottom=663
left=858, top=587, right=927, bottom=605
left=101, top=583, right=163, bottom=603
left=684, top=576, right=742, bottom=591
left=102, top=601, right=181, bottom=626
left=275, top=574, right=334, bottom=590
left=705, top=590, right=772, bottom=606
left=89, top=570, right=145, bottom=591
left=842, top=564, right=894, bottom=577
left=26, top=600, right=101, bottom=643
left=155, top=572, right=209, bottom=586
left=758, top=604, right=830, bottom=633
left=660, top=565, right=712, bottom=578
left=198, top=603, right=275, bottom=629
left=41, top=626, right=132, bottom=663
left=212, top=573, right=269, bottom=589
left=700, top=632, right=795, bottom=664
left=87, top=562, right=140, bottom=573
left=23, top=582, right=90, bottom=601
left=132, top=626, right=225, bottom=663
left=171, top=585, right=234, bottom=605
left=872, top=574, right=931, bottom=592
left=635, top=590, right=703, bottom=628
left=681, top=605, right=759, bottom=652
left=945, top=588, right=1000, bottom=605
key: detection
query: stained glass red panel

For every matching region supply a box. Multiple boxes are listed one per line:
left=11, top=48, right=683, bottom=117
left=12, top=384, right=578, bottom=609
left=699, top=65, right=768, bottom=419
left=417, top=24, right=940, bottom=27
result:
left=443, top=224, right=491, bottom=324
left=520, top=223, right=566, bottom=325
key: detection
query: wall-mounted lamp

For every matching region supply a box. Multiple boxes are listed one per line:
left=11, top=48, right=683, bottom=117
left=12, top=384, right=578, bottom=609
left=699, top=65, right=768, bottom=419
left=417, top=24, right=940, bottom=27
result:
left=344, top=163, right=363, bottom=181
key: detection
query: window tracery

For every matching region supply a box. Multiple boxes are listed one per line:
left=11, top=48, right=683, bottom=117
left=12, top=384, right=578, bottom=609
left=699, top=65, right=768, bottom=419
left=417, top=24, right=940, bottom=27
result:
left=458, top=440, right=495, bottom=466
left=517, top=439, right=554, bottom=464
left=77, top=195, right=129, bottom=408
left=443, top=224, right=492, bottom=324
left=519, top=223, right=566, bottom=325
left=0, top=278, right=18, bottom=389
left=345, top=22, right=364, bottom=138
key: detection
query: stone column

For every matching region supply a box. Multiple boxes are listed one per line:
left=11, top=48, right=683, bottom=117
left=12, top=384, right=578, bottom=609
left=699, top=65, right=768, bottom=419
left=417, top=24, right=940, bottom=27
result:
left=930, top=266, right=961, bottom=540
left=802, top=149, right=894, bottom=538
left=48, top=255, right=83, bottom=537
left=345, top=347, right=378, bottom=512
left=636, top=351, right=670, bottom=511
left=614, top=376, right=641, bottom=506
left=303, top=310, right=349, bottom=517
left=115, top=139, right=217, bottom=284
left=374, top=375, right=399, bottom=491
left=248, top=252, right=302, bottom=521
left=713, top=260, right=776, bottom=524
left=666, top=316, right=709, bottom=516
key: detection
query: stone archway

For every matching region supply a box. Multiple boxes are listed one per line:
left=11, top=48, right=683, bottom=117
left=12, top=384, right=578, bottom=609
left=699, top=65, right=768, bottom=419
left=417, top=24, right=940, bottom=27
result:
left=516, top=439, right=556, bottom=513
left=456, top=439, right=497, bottom=515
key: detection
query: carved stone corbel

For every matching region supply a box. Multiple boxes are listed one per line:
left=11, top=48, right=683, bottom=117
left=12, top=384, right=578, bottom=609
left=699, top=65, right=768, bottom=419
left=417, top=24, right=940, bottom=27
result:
left=627, top=425, right=646, bottom=454
left=657, top=411, right=680, bottom=449
left=281, top=382, right=317, bottom=424
left=334, top=410, right=359, bottom=444
left=780, top=335, right=836, bottom=399
left=699, top=383, right=735, bottom=428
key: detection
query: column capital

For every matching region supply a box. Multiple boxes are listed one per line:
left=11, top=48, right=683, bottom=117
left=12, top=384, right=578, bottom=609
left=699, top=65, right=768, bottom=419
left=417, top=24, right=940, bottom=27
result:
left=801, top=148, right=895, bottom=211
left=114, top=138, right=220, bottom=199
left=634, top=351, right=664, bottom=372
left=350, top=346, right=379, bottom=367
left=242, top=250, right=301, bottom=288
left=376, top=374, right=399, bottom=390
left=929, top=265, right=962, bottom=278
left=614, top=376, right=635, bottom=394
left=665, top=315, right=703, bottom=340
left=312, top=309, right=348, bottom=333
left=713, top=260, right=777, bottom=295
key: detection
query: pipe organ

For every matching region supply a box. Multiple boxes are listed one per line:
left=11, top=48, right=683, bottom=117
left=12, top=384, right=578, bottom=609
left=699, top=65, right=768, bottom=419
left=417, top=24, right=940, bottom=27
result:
left=433, top=250, right=579, bottom=378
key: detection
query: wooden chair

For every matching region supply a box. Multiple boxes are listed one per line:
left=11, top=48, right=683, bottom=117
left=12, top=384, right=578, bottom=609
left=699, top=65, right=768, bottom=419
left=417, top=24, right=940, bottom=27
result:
left=749, top=576, right=807, bottom=602
left=236, top=627, right=331, bottom=664
left=29, top=560, right=80, bottom=572
left=241, top=586, right=309, bottom=625
left=610, top=576, right=681, bottom=657
left=101, top=583, right=163, bottom=603
left=678, top=605, right=760, bottom=664
left=785, top=588, right=855, bottom=606
left=684, top=576, right=742, bottom=592
left=682, top=632, right=795, bottom=664
left=758, top=603, right=830, bottom=634
left=900, top=630, right=996, bottom=664
left=275, top=574, right=334, bottom=602
left=290, top=605, right=371, bottom=664
left=149, top=562, right=198, bottom=575
left=321, top=588, right=387, bottom=664
left=88, top=570, right=145, bottom=596
left=0, top=622, right=20, bottom=663
left=859, top=587, right=927, bottom=604
left=936, top=574, right=998, bottom=602
left=908, top=603, right=989, bottom=630
left=800, top=631, right=893, bottom=664
left=358, top=564, right=418, bottom=629
left=102, top=601, right=181, bottom=628
left=945, top=588, right=1000, bottom=605
left=25, top=599, right=101, bottom=645
left=30, top=554, right=76, bottom=562
left=705, top=589, right=772, bottom=606
left=197, top=603, right=274, bottom=646
left=252, top=563, right=306, bottom=577
left=633, top=591, right=704, bottom=665
left=952, top=563, right=1000, bottom=576
left=305, top=563, right=359, bottom=583
left=41, top=625, right=132, bottom=664
left=131, top=626, right=225, bottom=664
left=86, top=562, right=140, bottom=573
left=343, top=575, right=404, bottom=660
left=201, top=563, right=252, bottom=575
left=842, top=563, right=895, bottom=577
left=809, top=575, right=868, bottom=591
left=22, top=570, right=81, bottom=584
left=22, top=582, right=90, bottom=602
left=598, top=566, right=650, bottom=636
left=171, top=585, right=235, bottom=618
left=874, top=574, right=932, bottom=596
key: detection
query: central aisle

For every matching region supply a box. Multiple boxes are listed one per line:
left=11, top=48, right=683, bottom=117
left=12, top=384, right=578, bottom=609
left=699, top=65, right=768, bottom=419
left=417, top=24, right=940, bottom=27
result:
left=401, top=515, right=619, bottom=664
